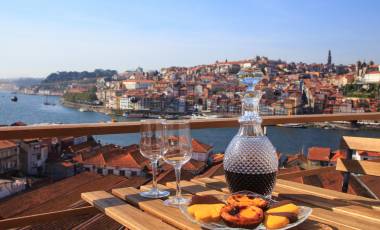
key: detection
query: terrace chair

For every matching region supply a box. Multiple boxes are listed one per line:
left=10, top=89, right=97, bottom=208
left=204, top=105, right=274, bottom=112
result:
left=336, top=158, right=380, bottom=196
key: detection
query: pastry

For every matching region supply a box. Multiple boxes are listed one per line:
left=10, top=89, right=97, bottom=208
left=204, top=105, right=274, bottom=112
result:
left=264, top=201, right=299, bottom=229
left=227, top=194, right=269, bottom=209
left=220, top=204, right=264, bottom=228
left=187, top=204, right=225, bottom=222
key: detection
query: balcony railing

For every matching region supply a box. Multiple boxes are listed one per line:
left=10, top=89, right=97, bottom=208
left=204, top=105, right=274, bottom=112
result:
left=1, top=112, right=380, bottom=140
left=0, top=112, right=379, bottom=229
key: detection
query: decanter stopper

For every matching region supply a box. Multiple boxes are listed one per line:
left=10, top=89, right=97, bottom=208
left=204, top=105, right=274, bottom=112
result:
left=238, top=71, right=264, bottom=124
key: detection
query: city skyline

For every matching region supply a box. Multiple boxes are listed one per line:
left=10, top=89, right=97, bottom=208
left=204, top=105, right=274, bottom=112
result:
left=1, top=0, right=380, bottom=78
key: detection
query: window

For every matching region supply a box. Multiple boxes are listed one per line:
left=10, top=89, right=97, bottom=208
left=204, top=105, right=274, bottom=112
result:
left=108, top=169, right=113, bottom=175
left=119, top=170, right=125, bottom=176
left=131, top=171, right=137, bottom=176
left=363, top=157, right=368, bottom=160
left=85, top=167, right=90, bottom=172
left=36, top=153, right=41, bottom=160
left=97, top=168, right=103, bottom=174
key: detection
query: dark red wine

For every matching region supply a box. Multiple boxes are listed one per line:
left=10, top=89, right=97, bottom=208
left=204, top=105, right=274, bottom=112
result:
left=225, top=171, right=277, bottom=196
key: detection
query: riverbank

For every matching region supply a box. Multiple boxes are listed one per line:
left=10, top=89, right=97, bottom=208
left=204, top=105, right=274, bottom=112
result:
left=58, top=93, right=380, bottom=131
left=60, top=99, right=108, bottom=114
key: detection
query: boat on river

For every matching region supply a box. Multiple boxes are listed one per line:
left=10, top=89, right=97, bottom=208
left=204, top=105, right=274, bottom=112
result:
left=11, top=96, right=18, bottom=102
left=277, top=123, right=307, bottom=128
left=43, top=95, right=56, bottom=106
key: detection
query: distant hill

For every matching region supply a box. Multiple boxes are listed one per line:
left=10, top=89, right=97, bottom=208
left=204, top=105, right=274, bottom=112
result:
left=0, top=77, right=43, bottom=87
left=14, top=78, right=43, bottom=87
left=43, top=69, right=118, bottom=83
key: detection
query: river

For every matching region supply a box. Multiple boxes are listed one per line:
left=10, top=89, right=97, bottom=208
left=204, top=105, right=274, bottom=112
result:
left=0, top=91, right=379, bottom=154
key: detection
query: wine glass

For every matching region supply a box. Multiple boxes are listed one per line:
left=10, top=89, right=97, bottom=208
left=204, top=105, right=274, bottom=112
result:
left=162, top=120, right=192, bottom=206
left=139, top=119, right=170, bottom=198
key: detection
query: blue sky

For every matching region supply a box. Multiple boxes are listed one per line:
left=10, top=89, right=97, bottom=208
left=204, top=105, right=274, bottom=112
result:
left=1, top=0, right=380, bottom=78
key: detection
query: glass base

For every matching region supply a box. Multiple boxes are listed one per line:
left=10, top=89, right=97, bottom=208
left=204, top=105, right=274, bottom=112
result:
left=164, top=196, right=190, bottom=206
left=139, top=189, right=170, bottom=198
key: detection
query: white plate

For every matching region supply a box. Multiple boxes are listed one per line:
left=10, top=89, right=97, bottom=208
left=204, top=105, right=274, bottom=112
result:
left=179, top=191, right=312, bottom=230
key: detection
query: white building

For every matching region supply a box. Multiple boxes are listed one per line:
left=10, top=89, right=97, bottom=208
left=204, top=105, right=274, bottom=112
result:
left=0, top=179, right=27, bottom=199
left=122, top=80, right=154, bottom=90
left=191, top=139, right=213, bottom=162
left=352, top=150, right=380, bottom=161
left=0, top=140, right=19, bottom=174
left=19, top=139, right=49, bottom=176
left=119, top=96, right=134, bottom=110
left=362, top=72, right=380, bottom=84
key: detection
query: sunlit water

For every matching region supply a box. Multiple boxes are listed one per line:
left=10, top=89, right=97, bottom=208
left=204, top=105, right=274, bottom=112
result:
left=1, top=90, right=379, bottom=154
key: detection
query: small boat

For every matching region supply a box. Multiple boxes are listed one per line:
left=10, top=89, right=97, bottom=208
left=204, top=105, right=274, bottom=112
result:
left=43, top=95, right=56, bottom=106
left=277, top=123, right=306, bottom=128
left=11, top=96, right=18, bottom=102
left=127, top=113, right=144, bottom=118
left=79, top=108, right=89, bottom=112
left=191, top=113, right=208, bottom=119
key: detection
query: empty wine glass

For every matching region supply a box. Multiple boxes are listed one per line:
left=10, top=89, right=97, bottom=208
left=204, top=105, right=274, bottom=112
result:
left=162, top=120, right=192, bottom=206
left=139, top=119, right=170, bottom=198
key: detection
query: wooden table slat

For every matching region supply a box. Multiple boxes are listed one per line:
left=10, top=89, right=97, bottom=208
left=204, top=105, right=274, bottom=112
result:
left=112, top=187, right=200, bottom=230
left=276, top=179, right=380, bottom=211
left=213, top=175, right=380, bottom=211
left=81, top=191, right=177, bottom=230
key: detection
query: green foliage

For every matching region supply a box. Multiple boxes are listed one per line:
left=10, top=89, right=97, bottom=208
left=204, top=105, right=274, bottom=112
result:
left=343, top=84, right=379, bottom=98
left=63, top=91, right=98, bottom=104
left=43, top=69, right=117, bottom=83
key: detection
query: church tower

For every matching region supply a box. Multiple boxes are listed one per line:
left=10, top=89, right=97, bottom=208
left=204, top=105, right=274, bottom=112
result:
left=327, top=50, right=332, bottom=65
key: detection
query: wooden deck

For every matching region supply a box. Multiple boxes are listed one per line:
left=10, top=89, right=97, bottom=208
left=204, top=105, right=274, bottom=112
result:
left=80, top=175, right=380, bottom=230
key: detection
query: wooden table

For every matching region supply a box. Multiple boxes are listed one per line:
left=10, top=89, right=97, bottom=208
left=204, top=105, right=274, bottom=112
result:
left=81, top=175, right=380, bottom=230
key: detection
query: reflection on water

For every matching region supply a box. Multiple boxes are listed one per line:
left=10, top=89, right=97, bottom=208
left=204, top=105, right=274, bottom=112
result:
left=1, top=90, right=380, bottom=154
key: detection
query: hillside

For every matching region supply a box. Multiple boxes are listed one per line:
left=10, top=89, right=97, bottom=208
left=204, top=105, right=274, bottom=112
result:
left=43, top=69, right=117, bottom=83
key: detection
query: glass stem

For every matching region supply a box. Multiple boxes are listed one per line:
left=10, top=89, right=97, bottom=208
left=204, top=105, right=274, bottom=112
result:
left=151, top=159, right=158, bottom=193
left=174, top=165, right=182, bottom=200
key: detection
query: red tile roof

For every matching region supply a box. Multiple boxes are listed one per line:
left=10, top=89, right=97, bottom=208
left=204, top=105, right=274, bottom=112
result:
left=357, top=151, right=380, bottom=157
left=74, top=144, right=149, bottom=169
left=307, top=147, right=331, bottom=162
left=183, top=159, right=207, bottom=173
left=0, top=172, right=148, bottom=229
left=0, top=140, right=16, bottom=149
left=330, top=150, right=347, bottom=162
left=192, top=138, right=213, bottom=153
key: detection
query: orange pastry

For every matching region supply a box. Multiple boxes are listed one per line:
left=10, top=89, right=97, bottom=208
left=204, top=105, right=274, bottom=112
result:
left=187, top=195, right=225, bottom=223
left=264, top=201, right=299, bottom=229
left=227, top=194, right=269, bottom=209
left=220, top=204, right=264, bottom=228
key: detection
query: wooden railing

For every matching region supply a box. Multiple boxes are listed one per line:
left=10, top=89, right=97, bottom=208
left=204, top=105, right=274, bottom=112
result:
left=0, top=112, right=380, bottom=229
left=1, top=112, right=380, bottom=140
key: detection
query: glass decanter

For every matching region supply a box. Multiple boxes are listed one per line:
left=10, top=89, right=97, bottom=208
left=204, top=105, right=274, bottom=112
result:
left=223, top=70, right=278, bottom=197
